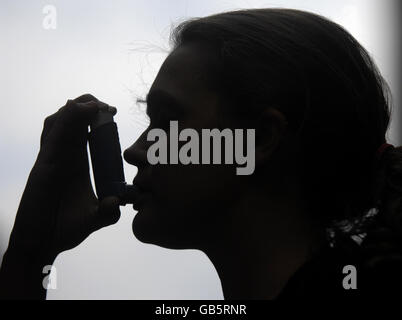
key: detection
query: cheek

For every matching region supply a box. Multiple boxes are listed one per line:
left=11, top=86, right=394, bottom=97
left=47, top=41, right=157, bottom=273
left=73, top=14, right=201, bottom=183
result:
left=151, top=163, right=238, bottom=213
left=133, top=164, right=240, bottom=248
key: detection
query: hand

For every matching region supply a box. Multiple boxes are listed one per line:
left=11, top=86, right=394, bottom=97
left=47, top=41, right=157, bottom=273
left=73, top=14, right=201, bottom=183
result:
left=6, top=94, right=121, bottom=262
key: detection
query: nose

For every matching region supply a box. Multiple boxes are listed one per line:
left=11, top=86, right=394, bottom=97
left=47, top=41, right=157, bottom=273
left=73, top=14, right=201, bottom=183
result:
left=123, top=130, right=148, bottom=168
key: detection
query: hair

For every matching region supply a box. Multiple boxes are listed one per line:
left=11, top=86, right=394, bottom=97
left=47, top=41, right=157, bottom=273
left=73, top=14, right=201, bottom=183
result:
left=170, top=8, right=402, bottom=267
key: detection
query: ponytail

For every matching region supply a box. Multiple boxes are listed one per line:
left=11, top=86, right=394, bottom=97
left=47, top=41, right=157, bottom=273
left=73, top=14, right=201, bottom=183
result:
left=358, top=145, right=402, bottom=274
left=374, top=145, right=402, bottom=232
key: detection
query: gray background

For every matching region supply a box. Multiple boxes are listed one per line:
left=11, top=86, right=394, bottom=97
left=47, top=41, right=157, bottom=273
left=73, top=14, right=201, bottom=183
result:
left=0, top=0, right=400, bottom=299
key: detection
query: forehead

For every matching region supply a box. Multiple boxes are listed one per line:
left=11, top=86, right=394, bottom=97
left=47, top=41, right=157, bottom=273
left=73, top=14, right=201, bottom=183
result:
left=150, top=42, right=220, bottom=103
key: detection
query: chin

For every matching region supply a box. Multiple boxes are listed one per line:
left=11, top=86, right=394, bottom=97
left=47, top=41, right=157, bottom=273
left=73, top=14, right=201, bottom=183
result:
left=131, top=211, right=196, bottom=250
left=131, top=210, right=157, bottom=243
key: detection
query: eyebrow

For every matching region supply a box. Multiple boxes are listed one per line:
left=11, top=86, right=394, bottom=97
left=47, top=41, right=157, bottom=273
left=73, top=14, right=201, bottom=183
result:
left=144, top=89, right=185, bottom=118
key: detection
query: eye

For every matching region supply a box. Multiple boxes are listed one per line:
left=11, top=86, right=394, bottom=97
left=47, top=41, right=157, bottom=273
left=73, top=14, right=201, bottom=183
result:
left=151, top=109, right=175, bottom=130
left=136, top=91, right=185, bottom=130
left=147, top=103, right=182, bottom=130
left=132, top=97, right=150, bottom=128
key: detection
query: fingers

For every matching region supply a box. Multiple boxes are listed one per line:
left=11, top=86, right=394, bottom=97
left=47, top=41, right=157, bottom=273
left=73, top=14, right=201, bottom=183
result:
left=38, top=95, right=106, bottom=167
left=74, top=93, right=99, bottom=103
left=38, top=94, right=116, bottom=171
left=63, top=99, right=99, bottom=125
left=44, top=100, right=95, bottom=149
left=41, top=93, right=110, bottom=147
left=93, top=196, right=121, bottom=230
left=42, top=93, right=101, bottom=127
left=40, top=101, right=96, bottom=147
left=40, top=113, right=58, bottom=148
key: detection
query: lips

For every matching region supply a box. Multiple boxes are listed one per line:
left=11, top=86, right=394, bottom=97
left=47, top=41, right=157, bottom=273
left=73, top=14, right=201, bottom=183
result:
left=132, top=192, right=150, bottom=211
left=132, top=173, right=153, bottom=191
left=131, top=176, right=152, bottom=210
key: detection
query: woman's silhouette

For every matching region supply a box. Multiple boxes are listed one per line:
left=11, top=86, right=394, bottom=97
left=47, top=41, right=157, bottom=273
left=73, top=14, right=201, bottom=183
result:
left=1, top=8, right=402, bottom=299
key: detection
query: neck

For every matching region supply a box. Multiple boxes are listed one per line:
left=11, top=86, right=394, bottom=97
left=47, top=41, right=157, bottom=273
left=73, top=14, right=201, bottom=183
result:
left=202, top=192, right=323, bottom=299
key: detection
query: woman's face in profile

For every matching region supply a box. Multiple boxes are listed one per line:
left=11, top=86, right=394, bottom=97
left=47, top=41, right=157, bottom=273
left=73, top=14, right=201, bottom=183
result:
left=123, top=43, right=243, bottom=249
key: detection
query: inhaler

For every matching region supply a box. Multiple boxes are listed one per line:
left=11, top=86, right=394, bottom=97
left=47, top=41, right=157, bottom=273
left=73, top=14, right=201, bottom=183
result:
left=88, top=104, right=138, bottom=206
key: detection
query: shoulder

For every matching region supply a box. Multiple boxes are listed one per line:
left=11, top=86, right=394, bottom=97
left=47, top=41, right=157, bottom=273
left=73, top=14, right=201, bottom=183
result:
left=357, top=225, right=402, bottom=294
left=277, top=237, right=402, bottom=299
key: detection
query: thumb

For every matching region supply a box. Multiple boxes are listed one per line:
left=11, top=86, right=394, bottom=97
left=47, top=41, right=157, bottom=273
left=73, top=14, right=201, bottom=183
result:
left=94, top=196, right=121, bottom=230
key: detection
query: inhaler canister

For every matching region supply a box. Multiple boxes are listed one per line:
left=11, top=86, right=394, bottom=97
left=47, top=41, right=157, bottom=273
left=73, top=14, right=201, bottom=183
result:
left=88, top=104, right=138, bottom=206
